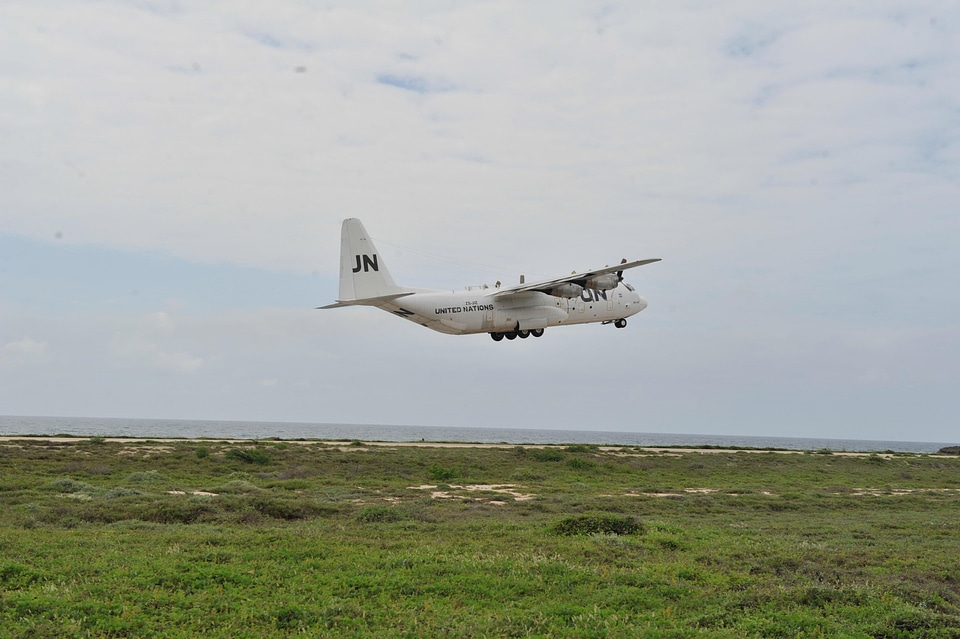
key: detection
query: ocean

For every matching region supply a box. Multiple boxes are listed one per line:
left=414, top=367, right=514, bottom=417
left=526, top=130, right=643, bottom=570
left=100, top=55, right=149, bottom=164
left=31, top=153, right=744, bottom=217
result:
left=0, top=415, right=953, bottom=453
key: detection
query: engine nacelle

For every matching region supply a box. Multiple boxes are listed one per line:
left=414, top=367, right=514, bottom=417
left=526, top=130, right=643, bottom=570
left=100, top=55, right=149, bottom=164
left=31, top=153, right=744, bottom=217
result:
left=550, top=283, right=583, bottom=298
left=584, top=273, right=619, bottom=291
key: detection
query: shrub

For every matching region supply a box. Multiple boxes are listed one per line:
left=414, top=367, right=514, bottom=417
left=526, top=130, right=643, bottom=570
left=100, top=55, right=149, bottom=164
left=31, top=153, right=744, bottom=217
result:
left=553, top=515, right=641, bottom=536
left=356, top=505, right=404, bottom=523
left=103, top=487, right=143, bottom=499
left=126, top=471, right=167, bottom=485
left=564, top=444, right=598, bottom=453
left=273, top=606, right=317, bottom=631
left=214, top=480, right=261, bottom=494
left=567, top=458, right=597, bottom=471
left=428, top=464, right=457, bottom=481
left=46, top=478, right=96, bottom=494
left=226, top=448, right=271, bottom=465
left=195, top=447, right=210, bottom=459
left=531, top=449, right=564, bottom=462
left=250, top=496, right=323, bottom=520
left=138, top=500, right=215, bottom=524
left=0, top=563, right=42, bottom=589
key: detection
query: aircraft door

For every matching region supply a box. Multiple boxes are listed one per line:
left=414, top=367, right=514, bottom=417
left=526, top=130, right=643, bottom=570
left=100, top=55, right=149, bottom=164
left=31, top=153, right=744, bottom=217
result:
left=482, top=307, right=494, bottom=331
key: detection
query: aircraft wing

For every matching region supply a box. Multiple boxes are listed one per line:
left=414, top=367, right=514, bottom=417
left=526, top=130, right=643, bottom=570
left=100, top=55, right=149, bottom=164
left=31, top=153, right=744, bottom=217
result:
left=491, top=258, right=661, bottom=297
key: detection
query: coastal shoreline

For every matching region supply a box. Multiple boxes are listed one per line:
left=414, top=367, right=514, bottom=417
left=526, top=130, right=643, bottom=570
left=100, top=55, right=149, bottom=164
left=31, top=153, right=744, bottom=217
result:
left=2, top=435, right=955, bottom=457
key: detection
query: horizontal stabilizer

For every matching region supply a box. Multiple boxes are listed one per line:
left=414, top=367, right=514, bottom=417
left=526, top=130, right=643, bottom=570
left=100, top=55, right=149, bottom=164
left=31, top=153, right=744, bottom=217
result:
left=318, top=292, right=415, bottom=310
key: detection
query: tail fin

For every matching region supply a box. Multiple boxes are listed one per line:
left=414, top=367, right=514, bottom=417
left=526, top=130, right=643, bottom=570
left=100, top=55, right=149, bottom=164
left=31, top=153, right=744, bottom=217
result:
left=337, top=218, right=402, bottom=301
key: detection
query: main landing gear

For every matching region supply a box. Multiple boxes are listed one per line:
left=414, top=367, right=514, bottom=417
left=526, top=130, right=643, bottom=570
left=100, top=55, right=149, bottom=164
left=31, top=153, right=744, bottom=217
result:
left=602, top=319, right=629, bottom=329
left=490, top=328, right=545, bottom=341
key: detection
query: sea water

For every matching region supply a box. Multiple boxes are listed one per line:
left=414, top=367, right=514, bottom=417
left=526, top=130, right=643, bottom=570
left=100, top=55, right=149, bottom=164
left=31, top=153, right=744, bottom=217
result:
left=0, top=415, right=953, bottom=453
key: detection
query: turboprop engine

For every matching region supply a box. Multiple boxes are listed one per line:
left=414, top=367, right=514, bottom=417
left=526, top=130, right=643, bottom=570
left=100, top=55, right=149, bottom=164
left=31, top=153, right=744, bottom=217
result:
left=584, top=273, right=619, bottom=291
left=550, top=283, right=584, bottom=298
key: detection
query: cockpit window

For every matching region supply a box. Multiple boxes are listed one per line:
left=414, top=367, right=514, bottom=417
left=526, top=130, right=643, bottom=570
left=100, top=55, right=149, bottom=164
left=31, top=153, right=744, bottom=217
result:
left=624, top=283, right=635, bottom=292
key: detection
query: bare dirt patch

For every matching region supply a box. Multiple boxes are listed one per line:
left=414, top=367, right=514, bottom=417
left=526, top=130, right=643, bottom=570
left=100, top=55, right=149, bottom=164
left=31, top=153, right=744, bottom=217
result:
left=118, top=446, right=174, bottom=457
left=408, top=483, right=536, bottom=502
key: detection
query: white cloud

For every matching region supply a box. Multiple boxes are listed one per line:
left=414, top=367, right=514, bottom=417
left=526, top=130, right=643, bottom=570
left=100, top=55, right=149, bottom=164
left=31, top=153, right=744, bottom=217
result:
left=110, top=336, right=203, bottom=374
left=0, top=337, right=49, bottom=367
left=2, top=2, right=953, bottom=273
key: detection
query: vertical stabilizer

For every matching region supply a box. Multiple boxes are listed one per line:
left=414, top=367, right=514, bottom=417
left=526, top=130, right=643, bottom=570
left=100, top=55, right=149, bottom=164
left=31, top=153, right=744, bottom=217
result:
left=338, top=218, right=401, bottom=301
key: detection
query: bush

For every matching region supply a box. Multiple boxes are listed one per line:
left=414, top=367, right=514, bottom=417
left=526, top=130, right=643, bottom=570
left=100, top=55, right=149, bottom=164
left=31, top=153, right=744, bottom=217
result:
left=273, top=606, right=317, bottom=631
left=531, top=449, right=564, bottom=462
left=0, top=563, right=42, bottom=589
left=553, top=515, right=641, bottom=536
left=214, top=480, right=261, bottom=494
left=226, top=448, right=271, bottom=465
left=356, top=505, right=404, bottom=523
left=564, top=444, right=598, bottom=453
left=46, top=478, right=96, bottom=494
left=195, top=447, right=210, bottom=459
left=138, top=500, right=215, bottom=524
left=250, top=496, right=323, bottom=520
left=567, top=458, right=597, bottom=471
left=126, top=471, right=167, bottom=485
left=428, top=464, right=457, bottom=481
left=103, top=487, right=143, bottom=499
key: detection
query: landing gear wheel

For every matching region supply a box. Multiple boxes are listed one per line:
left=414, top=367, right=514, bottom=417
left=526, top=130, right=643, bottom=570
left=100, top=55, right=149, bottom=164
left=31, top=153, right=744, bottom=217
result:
left=518, top=330, right=530, bottom=339
left=531, top=328, right=544, bottom=338
left=505, top=331, right=518, bottom=340
left=614, top=319, right=627, bottom=329
left=491, top=332, right=504, bottom=341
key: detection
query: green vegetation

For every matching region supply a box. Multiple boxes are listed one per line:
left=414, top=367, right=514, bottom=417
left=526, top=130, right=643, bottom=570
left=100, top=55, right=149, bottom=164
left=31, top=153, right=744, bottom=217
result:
left=553, top=514, right=641, bottom=536
left=224, top=446, right=271, bottom=465
left=1, top=439, right=959, bottom=637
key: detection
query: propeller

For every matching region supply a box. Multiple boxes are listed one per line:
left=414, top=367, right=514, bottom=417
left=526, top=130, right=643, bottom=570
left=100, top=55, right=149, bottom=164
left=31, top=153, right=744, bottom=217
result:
left=616, top=257, right=627, bottom=281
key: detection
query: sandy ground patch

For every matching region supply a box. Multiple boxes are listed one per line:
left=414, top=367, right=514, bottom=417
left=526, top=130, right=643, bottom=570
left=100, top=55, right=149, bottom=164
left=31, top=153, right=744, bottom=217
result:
left=844, top=488, right=960, bottom=497
left=408, top=483, right=536, bottom=502
left=118, top=446, right=174, bottom=456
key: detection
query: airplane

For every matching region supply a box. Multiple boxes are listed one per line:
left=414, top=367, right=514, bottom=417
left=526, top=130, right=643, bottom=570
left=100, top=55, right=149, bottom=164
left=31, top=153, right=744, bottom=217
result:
left=320, top=218, right=660, bottom=341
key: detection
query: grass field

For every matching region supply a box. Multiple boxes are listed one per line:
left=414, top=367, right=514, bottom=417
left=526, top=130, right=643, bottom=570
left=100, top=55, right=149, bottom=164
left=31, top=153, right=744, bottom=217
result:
left=1, top=437, right=959, bottom=638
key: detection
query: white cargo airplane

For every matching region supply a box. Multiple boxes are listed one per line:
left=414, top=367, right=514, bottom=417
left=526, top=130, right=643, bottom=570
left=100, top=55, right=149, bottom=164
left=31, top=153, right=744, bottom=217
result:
left=320, top=218, right=659, bottom=341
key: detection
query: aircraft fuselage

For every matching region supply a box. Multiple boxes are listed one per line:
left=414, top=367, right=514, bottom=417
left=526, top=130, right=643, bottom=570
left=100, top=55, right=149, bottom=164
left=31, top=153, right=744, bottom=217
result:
left=379, top=283, right=647, bottom=335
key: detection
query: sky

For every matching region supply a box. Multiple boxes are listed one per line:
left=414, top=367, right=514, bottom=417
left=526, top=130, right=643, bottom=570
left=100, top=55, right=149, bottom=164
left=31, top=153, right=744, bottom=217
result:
left=1, top=1, right=958, bottom=442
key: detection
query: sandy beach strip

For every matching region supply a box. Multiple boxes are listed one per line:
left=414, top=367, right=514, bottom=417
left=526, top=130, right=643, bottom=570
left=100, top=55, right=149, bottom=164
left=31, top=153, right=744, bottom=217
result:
left=1, top=436, right=951, bottom=456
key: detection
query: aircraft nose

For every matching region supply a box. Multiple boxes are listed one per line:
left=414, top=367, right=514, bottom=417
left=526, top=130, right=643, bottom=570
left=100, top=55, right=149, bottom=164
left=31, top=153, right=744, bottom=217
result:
left=623, top=294, right=647, bottom=316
